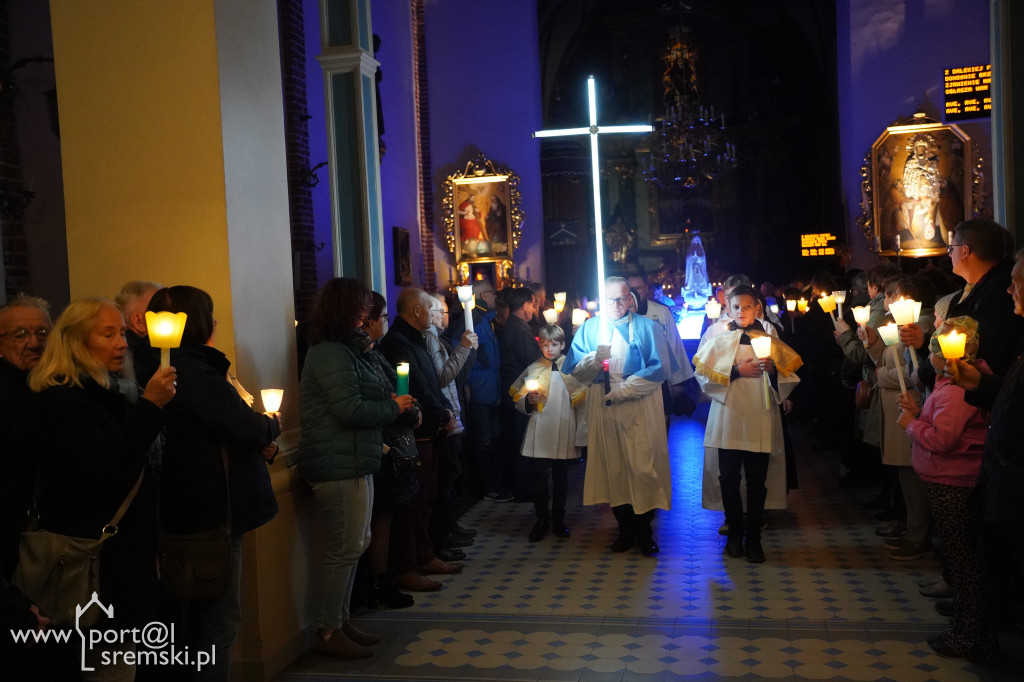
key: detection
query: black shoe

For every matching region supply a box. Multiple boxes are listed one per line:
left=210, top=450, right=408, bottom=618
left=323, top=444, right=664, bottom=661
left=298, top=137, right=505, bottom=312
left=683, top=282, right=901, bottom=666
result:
left=935, top=599, right=954, bottom=618
left=366, top=576, right=415, bottom=609
left=445, top=532, right=474, bottom=548
left=435, top=546, right=466, bottom=562
left=927, top=636, right=963, bottom=659
left=745, top=538, right=766, bottom=563
left=610, top=534, right=635, bottom=552
left=452, top=523, right=477, bottom=537
left=724, top=536, right=745, bottom=558
left=551, top=522, right=570, bottom=538
left=638, top=537, right=660, bottom=556
left=528, top=519, right=550, bottom=542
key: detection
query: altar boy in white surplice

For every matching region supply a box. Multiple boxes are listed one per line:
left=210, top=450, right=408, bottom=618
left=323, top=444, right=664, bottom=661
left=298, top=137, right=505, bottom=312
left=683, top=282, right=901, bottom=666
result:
left=694, top=285, right=802, bottom=564
left=511, top=324, right=586, bottom=544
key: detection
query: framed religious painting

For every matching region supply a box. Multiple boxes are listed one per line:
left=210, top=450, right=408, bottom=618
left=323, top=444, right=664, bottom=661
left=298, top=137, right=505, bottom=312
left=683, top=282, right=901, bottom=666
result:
left=392, top=227, right=412, bottom=285
left=442, top=153, right=524, bottom=287
left=860, top=116, right=979, bottom=257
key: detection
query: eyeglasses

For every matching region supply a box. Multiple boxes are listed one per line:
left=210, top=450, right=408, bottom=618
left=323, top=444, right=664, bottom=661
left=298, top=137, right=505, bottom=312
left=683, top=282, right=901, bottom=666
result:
left=947, top=243, right=965, bottom=254
left=0, top=327, right=51, bottom=342
left=605, top=297, right=630, bottom=306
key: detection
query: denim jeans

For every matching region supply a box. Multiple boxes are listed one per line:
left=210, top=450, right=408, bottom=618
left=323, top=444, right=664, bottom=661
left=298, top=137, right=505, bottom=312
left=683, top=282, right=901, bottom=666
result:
left=311, top=476, right=374, bottom=629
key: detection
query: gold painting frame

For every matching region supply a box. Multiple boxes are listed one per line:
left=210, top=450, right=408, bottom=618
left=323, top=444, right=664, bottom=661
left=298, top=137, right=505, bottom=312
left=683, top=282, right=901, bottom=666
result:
left=859, top=119, right=977, bottom=257
left=442, top=154, right=523, bottom=286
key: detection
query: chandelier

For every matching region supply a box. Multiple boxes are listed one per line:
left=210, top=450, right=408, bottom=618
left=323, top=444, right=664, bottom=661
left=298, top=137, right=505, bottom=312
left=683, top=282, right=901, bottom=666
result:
left=640, top=31, right=737, bottom=189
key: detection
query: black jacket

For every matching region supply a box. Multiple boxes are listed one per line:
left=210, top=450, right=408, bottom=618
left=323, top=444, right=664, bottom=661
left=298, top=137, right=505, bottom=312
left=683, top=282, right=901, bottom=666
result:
left=945, top=259, right=1024, bottom=378
left=35, top=378, right=164, bottom=626
left=973, top=344, right=1024, bottom=530
left=137, top=344, right=280, bottom=535
left=0, top=361, right=34, bottom=580
left=499, top=315, right=540, bottom=397
left=378, top=316, right=452, bottom=436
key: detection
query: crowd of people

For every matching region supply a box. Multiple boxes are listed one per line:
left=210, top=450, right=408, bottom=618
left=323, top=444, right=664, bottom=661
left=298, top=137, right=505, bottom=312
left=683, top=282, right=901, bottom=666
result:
left=2, top=218, right=1023, bottom=675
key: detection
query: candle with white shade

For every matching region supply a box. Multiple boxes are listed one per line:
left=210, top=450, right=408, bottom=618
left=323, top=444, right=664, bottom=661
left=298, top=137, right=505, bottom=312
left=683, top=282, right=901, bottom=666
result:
left=852, top=305, right=871, bottom=346
left=818, top=293, right=837, bottom=323
left=524, top=377, right=540, bottom=394
left=261, top=389, right=284, bottom=414
left=877, top=322, right=908, bottom=395
left=705, top=299, right=722, bottom=320
left=888, top=297, right=920, bottom=370
left=749, top=335, right=773, bottom=410
left=146, top=311, right=188, bottom=369
left=457, top=285, right=475, bottom=333
left=833, top=290, right=847, bottom=319
left=543, top=308, right=558, bottom=325
left=571, top=308, right=588, bottom=327
left=553, top=292, right=566, bottom=313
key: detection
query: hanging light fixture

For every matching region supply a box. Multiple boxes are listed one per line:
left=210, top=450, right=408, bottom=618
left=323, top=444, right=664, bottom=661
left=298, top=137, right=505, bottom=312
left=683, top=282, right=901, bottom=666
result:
left=640, top=19, right=737, bottom=189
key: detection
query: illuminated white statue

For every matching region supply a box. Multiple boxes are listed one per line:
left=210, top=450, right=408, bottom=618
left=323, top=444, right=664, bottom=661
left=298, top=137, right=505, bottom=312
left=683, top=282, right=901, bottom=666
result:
left=681, top=234, right=712, bottom=307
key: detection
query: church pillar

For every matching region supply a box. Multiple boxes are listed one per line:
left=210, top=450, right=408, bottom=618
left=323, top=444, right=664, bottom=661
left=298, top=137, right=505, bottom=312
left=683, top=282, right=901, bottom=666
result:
left=50, top=1, right=308, bottom=678
left=317, top=0, right=386, bottom=291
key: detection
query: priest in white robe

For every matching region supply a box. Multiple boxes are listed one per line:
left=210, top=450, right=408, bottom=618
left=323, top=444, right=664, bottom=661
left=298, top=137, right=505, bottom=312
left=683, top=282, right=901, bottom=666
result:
left=563, top=277, right=672, bottom=556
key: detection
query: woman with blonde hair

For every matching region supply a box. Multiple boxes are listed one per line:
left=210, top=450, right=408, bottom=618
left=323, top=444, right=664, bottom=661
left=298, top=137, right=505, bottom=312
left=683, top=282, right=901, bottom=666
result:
left=28, top=297, right=176, bottom=678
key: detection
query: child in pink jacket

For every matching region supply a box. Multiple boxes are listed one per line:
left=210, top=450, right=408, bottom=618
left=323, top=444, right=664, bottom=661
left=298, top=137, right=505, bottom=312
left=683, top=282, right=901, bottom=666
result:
left=897, top=316, right=996, bottom=662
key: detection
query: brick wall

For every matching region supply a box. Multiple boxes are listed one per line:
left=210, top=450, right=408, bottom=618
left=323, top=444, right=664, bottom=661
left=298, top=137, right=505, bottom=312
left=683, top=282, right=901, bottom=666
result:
left=0, top=0, right=32, bottom=299
left=277, top=0, right=318, bottom=321
left=412, top=0, right=436, bottom=292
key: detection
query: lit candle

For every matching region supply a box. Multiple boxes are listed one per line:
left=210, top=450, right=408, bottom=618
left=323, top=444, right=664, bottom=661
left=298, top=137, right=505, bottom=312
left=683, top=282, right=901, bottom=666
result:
left=396, top=363, right=410, bottom=396
left=145, top=311, right=188, bottom=369
left=833, top=290, right=847, bottom=319
left=852, top=305, right=871, bottom=346
left=769, top=303, right=779, bottom=316
left=937, top=330, right=967, bottom=382
left=554, top=292, right=567, bottom=304
left=543, top=308, right=558, bottom=325
left=878, top=322, right=908, bottom=395
left=818, top=293, right=837, bottom=320
left=554, top=299, right=565, bottom=313
left=749, top=335, right=773, bottom=410
left=586, top=300, right=597, bottom=313
left=261, top=389, right=284, bottom=414
left=797, top=298, right=809, bottom=313
left=888, top=297, right=921, bottom=370
left=705, top=299, right=722, bottom=319
left=785, top=299, right=796, bottom=312
left=457, top=285, right=474, bottom=333
left=524, top=377, right=540, bottom=394
left=571, top=308, right=588, bottom=327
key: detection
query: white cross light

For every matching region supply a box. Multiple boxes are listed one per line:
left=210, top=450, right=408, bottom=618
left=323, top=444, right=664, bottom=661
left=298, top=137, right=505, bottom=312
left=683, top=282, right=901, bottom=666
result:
left=534, top=75, right=652, bottom=311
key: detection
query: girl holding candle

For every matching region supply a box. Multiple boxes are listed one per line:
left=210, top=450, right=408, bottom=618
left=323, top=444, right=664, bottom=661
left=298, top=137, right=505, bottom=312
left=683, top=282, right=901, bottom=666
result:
left=297, top=279, right=417, bottom=658
left=510, top=324, right=587, bottom=542
left=862, top=279, right=931, bottom=560
left=895, top=317, right=997, bottom=662
left=694, top=286, right=802, bottom=563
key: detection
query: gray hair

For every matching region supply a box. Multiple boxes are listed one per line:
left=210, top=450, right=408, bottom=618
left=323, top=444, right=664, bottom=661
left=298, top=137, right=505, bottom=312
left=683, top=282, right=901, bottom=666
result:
left=114, top=280, right=161, bottom=314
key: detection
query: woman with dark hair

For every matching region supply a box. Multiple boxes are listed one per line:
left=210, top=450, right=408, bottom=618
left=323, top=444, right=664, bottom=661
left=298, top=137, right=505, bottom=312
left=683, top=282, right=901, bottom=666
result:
left=297, top=279, right=416, bottom=658
left=137, top=285, right=281, bottom=681
left=28, top=298, right=176, bottom=677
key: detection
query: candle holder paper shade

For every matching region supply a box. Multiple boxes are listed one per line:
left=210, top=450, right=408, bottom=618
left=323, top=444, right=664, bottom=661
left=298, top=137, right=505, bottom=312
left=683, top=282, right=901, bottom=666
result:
left=524, top=378, right=540, bottom=393
left=554, top=292, right=567, bottom=303
left=912, top=301, right=922, bottom=321
left=852, top=306, right=871, bottom=325
left=553, top=300, right=565, bottom=313
left=705, top=300, right=722, bottom=319
left=769, top=304, right=779, bottom=315
left=145, top=311, right=188, bottom=368
left=878, top=323, right=900, bottom=346
left=818, top=295, right=836, bottom=314
left=543, top=309, right=558, bottom=324
left=833, top=290, right=847, bottom=304
left=889, top=298, right=918, bottom=325
left=786, top=300, right=797, bottom=312
left=261, top=389, right=284, bottom=413
left=456, top=285, right=473, bottom=303
left=571, top=309, right=588, bottom=326
left=937, top=331, right=967, bottom=359
left=457, top=286, right=475, bottom=333
left=749, top=336, right=773, bottom=410
left=396, top=363, right=410, bottom=395
left=797, top=299, right=809, bottom=313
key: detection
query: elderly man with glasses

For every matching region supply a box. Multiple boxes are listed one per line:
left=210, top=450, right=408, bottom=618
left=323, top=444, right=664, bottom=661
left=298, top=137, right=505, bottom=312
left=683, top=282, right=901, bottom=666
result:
left=0, top=294, right=53, bottom=579
left=563, top=276, right=676, bottom=556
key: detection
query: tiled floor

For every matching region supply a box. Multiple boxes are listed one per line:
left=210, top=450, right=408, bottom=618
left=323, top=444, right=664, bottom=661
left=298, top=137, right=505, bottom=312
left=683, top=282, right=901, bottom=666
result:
left=276, top=405, right=1023, bottom=681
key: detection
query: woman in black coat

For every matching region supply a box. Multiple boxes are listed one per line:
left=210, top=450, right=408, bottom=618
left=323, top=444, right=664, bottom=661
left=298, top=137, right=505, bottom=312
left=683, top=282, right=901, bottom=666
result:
left=137, top=286, right=280, bottom=682
left=28, top=297, right=176, bottom=676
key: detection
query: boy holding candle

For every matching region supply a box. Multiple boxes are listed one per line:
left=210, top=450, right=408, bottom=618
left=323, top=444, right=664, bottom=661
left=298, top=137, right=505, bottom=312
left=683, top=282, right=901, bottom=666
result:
left=511, top=324, right=586, bottom=541
left=694, top=286, right=802, bottom=563
left=896, top=317, right=997, bottom=661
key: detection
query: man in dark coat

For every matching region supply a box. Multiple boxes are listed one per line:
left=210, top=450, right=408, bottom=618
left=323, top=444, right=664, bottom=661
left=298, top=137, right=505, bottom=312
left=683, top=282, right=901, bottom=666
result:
left=378, top=289, right=461, bottom=590
left=499, top=288, right=540, bottom=500
left=114, top=280, right=160, bottom=360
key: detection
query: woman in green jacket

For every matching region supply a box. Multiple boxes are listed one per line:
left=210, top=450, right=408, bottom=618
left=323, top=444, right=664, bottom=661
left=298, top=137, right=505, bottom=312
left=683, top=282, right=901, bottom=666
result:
left=297, top=278, right=416, bottom=659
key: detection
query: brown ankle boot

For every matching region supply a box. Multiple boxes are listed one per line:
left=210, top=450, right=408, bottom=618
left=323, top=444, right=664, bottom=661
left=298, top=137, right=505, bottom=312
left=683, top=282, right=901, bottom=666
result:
left=316, top=629, right=372, bottom=659
left=342, top=621, right=381, bottom=646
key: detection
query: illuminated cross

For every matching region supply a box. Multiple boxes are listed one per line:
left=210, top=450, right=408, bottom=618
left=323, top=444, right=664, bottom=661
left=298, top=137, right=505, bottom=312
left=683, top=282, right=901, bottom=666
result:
left=534, top=75, right=652, bottom=309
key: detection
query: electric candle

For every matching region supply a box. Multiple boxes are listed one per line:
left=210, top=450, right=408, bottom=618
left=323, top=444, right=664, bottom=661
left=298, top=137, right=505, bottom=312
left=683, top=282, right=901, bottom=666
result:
left=457, top=285, right=475, bottom=333
left=878, top=323, right=908, bottom=395
left=145, top=311, right=187, bottom=369
left=749, top=335, right=773, bottom=410
left=396, top=363, right=410, bottom=395
left=705, top=300, right=722, bottom=319
left=261, top=389, right=284, bottom=414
